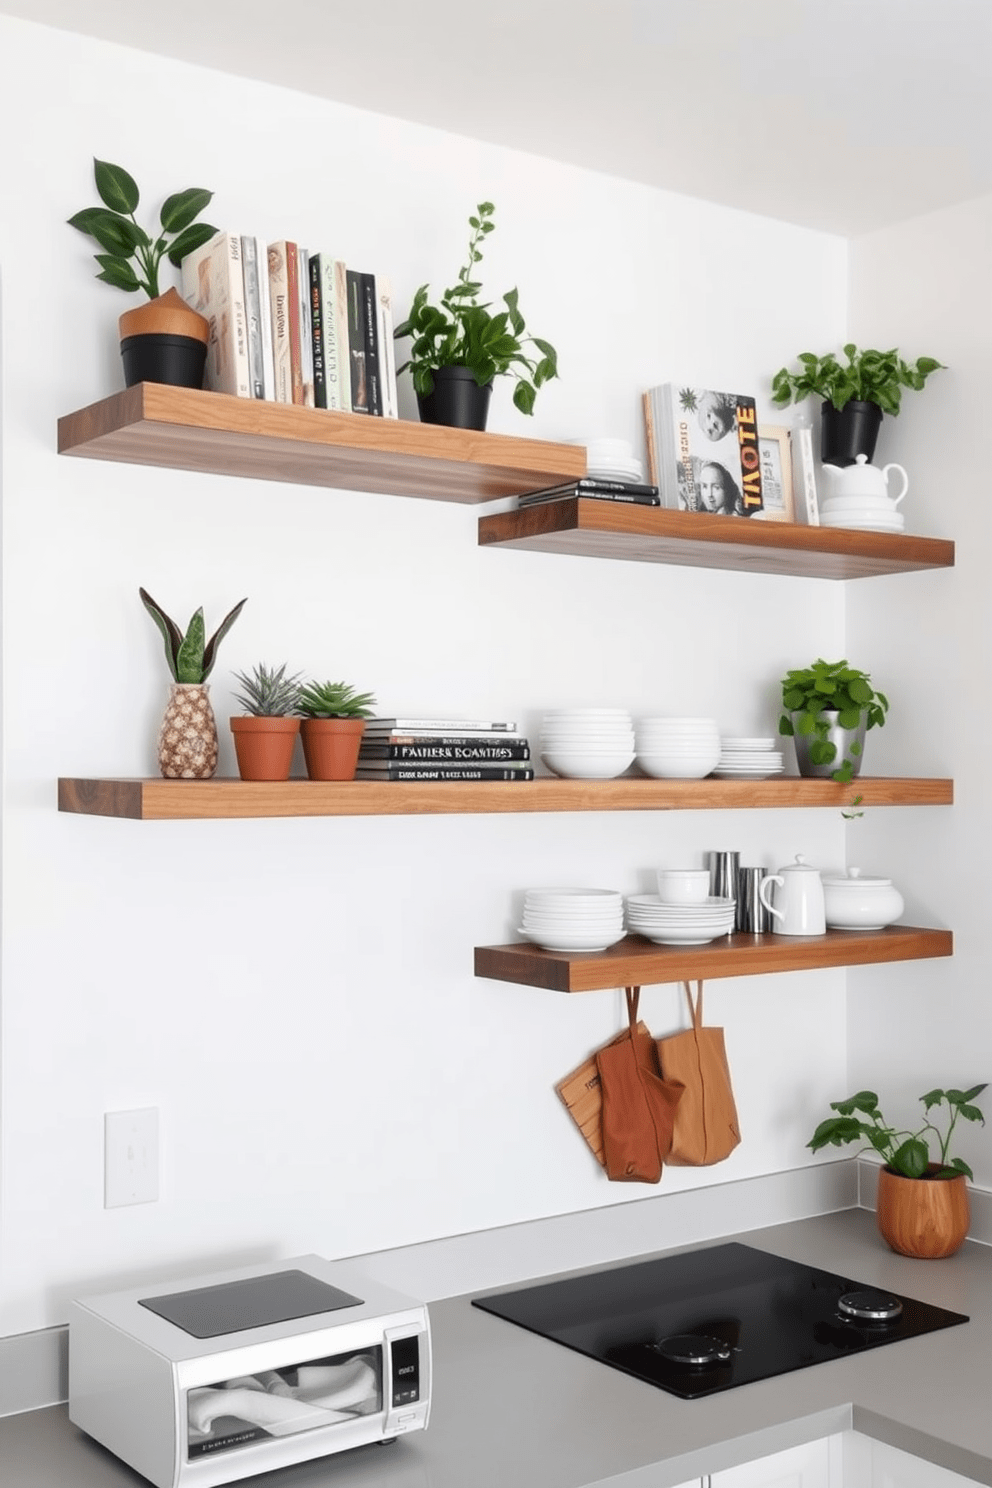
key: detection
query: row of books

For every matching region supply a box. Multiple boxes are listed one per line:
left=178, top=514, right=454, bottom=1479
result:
left=180, top=232, right=398, bottom=417
left=356, top=718, right=534, bottom=782
left=518, top=477, right=661, bottom=510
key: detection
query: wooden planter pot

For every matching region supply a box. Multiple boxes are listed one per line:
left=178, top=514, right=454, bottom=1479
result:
left=876, top=1163, right=970, bottom=1258
left=300, top=718, right=366, bottom=781
left=230, top=716, right=301, bottom=781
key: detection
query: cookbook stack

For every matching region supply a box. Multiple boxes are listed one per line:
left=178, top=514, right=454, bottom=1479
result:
left=355, top=717, right=534, bottom=782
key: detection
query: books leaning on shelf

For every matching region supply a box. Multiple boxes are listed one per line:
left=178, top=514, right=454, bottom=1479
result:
left=355, top=765, right=535, bottom=782
left=643, top=383, right=764, bottom=517
left=518, top=478, right=660, bottom=509
left=180, top=232, right=251, bottom=399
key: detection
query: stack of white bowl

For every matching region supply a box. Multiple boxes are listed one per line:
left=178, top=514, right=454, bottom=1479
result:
left=540, top=709, right=635, bottom=779
left=584, top=437, right=644, bottom=484
left=635, top=717, right=721, bottom=779
left=627, top=867, right=736, bottom=945
left=713, top=736, right=785, bottom=780
left=518, top=888, right=626, bottom=952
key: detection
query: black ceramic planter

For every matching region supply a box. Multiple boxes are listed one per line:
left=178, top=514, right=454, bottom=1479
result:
left=120, top=333, right=207, bottom=391
left=417, top=366, right=493, bottom=431
left=820, top=399, right=883, bottom=468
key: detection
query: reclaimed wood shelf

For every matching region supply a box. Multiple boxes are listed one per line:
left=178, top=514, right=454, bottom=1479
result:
left=477, top=498, right=956, bottom=579
left=57, top=384, right=586, bottom=504
left=474, top=926, right=954, bottom=992
left=57, top=776, right=952, bottom=821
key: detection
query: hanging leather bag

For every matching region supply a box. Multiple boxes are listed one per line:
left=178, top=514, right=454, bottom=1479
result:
left=655, top=980, right=741, bottom=1166
left=596, top=987, right=684, bottom=1183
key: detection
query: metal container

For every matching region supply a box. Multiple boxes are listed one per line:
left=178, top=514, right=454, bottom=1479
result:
left=736, top=865, right=772, bottom=933
left=790, top=710, right=867, bottom=780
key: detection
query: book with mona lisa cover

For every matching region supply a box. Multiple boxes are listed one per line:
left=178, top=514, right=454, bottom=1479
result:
left=643, top=384, right=764, bottom=517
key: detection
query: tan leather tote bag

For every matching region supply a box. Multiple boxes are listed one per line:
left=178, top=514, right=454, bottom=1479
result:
left=596, top=987, right=684, bottom=1183
left=656, top=980, right=741, bottom=1166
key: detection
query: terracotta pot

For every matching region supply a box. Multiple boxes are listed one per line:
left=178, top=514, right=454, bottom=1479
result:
left=118, top=288, right=209, bottom=390
left=157, top=683, right=218, bottom=779
left=876, top=1163, right=970, bottom=1259
left=230, top=716, right=301, bottom=781
left=300, top=718, right=366, bottom=781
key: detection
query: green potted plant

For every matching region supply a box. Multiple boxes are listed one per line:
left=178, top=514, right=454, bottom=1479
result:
left=778, top=658, right=889, bottom=784
left=139, top=587, right=247, bottom=779
left=394, top=200, right=559, bottom=430
left=808, top=1084, right=986, bottom=1257
left=69, top=158, right=218, bottom=389
left=229, top=663, right=303, bottom=782
left=771, top=343, right=944, bottom=467
left=297, top=680, right=377, bottom=781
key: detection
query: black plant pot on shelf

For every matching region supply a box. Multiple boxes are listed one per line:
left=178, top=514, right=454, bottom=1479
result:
left=120, top=334, right=207, bottom=390
left=820, top=399, right=883, bottom=468
left=417, top=366, right=493, bottom=431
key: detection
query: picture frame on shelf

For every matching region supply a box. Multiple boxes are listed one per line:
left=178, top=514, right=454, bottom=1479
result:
left=754, top=424, right=796, bottom=523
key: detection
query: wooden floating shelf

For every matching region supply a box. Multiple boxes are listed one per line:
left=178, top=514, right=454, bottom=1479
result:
left=56, top=776, right=953, bottom=821
left=57, top=384, right=585, bottom=504
left=478, top=498, right=955, bottom=579
left=474, top=927, right=954, bottom=993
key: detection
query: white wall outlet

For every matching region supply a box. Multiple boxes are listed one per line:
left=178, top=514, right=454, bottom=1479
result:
left=105, top=1107, right=159, bottom=1208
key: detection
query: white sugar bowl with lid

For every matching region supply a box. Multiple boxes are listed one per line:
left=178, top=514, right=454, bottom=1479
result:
left=822, top=867, right=905, bottom=930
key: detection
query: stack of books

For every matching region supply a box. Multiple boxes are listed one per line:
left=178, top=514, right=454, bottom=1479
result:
left=643, top=383, right=764, bottom=516
left=356, top=718, right=534, bottom=782
left=180, top=232, right=398, bottom=417
left=518, top=477, right=660, bottom=510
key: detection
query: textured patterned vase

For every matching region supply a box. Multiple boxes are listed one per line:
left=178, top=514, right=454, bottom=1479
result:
left=157, top=684, right=219, bottom=779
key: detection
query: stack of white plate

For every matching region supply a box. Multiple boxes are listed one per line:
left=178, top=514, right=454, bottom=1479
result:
left=540, top=709, right=635, bottom=779
left=635, top=717, right=721, bottom=779
left=519, top=888, right=626, bottom=952
left=626, top=893, right=736, bottom=946
left=713, top=736, right=785, bottom=780
left=583, top=437, right=644, bottom=484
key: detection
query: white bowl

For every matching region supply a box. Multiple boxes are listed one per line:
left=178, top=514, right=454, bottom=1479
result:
left=525, top=887, right=623, bottom=903
left=636, top=755, right=719, bottom=779
left=541, top=752, right=635, bottom=779
left=656, top=869, right=711, bottom=903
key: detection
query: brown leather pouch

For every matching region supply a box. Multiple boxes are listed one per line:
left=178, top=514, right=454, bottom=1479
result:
left=656, top=980, right=741, bottom=1166
left=596, top=988, right=684, bottom=1183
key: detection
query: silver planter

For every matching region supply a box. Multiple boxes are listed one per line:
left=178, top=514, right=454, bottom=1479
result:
left=790, top=710, right=867, bottom=779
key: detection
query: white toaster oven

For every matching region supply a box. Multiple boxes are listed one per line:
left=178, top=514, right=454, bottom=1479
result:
left=69, top=1253, right=431, bottom=1488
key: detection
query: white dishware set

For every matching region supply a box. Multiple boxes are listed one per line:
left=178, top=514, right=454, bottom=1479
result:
left=626, top=878, right=736, bottom=944
left=635, top=717, right=721, bottom=779
left=581, top=436, right=644, bottom=484
left=518, top=887, right=626, bottom=952
left=819, top=456, right=909, bottom=534
left=713, top=736, right=785, bottom=780
left=539, top=709, right=636, bottom=780
left=758, top=854, right=906, bottom=934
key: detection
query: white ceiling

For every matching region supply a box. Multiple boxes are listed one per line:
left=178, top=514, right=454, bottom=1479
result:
left=5, top=0, right=992, bottom=236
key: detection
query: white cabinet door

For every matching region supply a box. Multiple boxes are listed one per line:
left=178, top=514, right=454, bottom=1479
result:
left=845, top=1432, right=983, bottom=1487
left=710, top=1435, right=837, bottom=1487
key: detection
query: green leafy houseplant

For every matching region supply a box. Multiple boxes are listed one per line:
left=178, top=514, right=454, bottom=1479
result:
left=139, top=588, right=247, bottom=684
left=808, top=1085, right=987, bottom=1180
left=232, top=663, right=302, bottom=717
left=297, top=681, right=377, bottom=719
left=771, top=343, right=944, bottom=417
left=69, top=158, right=217, bottom=298
left=779, top=658, right=888, bottom=784
left=394, top=201, right=559, bottom=415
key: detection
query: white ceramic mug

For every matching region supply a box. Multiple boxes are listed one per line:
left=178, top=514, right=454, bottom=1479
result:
left=758, top=854, right=826, bottom=935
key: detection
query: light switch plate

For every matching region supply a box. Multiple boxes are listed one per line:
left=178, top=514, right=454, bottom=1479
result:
left=105, top=1107, right=159, bottom=1207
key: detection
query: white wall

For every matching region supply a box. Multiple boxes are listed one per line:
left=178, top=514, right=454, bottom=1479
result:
left=0, top=16, right=853, bottom=1335
left=846, top=195, right=992, bottom=1183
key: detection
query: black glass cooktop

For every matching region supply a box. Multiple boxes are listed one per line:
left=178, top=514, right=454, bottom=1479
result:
left=472, top=1242, right=968, bottom=1399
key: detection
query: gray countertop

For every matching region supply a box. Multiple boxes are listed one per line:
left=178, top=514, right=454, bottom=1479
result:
left=3, top=1209, right=991, bottom=1488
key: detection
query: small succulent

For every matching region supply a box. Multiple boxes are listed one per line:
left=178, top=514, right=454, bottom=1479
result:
left=297, top=681, right=377, bottom=719
left=140, top=588, right=247, bottom=684
left=232, top=662, right=302, bottom=717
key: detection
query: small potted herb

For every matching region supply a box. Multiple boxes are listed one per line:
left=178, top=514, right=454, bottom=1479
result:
left=139, top=588, right=247, bottom=779
left=230, top=663, right=303, bottom=782
left=771, top=343, right=944, bottom=466
left=69, top=158, right=218, bottom=389
left=394, top=201, right=559, bottom=430
left=808, top=1085, right=986, bottom=1257
left=297, top=680, right=377, bottom=781
left=778, top=658, right=888, bottom=784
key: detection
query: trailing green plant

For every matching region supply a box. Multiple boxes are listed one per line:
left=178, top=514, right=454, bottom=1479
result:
left=69, top=158, right=217, bottom=299
left=778, top=658, right=888, bottom=784
left=232, top=662, right=302, bottom=717
left=808, top=1085, right=986, bottom=1180
left=394, top=201, right=559, bottom=415
left=297, top=681, right=377, bottom=719
left=771, top=343, right=944, bottom=416
left=140, top=588, right=247, bottom=684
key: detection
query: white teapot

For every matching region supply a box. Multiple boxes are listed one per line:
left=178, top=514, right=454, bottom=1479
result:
left=822, top=455, right=909, bottom=511
left=758, top=854, right=826, bottom=936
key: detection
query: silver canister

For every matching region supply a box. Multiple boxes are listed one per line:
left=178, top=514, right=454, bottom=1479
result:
left=706, top=850, right=740, bottom=901
left=736, top=865, right=772, bottom=933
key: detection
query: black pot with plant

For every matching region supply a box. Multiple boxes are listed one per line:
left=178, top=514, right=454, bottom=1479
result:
left=394, top=201, right=559, bottom=430
left=69, top=158, right=218, bottom=390
left=778, top=658, right=888, bottom=784
left=771, top=343, right=944, bottom=467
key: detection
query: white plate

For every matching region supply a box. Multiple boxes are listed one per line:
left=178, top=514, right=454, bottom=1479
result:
left=720, top=737, right=777, bottom=749
left=517, top=928, right=625, bottom=952
left=627, top=894, right=733, bottom=909
left=711, top=768, right=785, bottom=780
left=636, top=930, right=729, bottom=945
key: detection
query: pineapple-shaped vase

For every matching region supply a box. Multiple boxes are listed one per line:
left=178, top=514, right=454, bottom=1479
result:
left=157, top=683, right=219, bottom=779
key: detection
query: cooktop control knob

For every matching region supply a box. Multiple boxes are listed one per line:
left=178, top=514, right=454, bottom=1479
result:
left=837, top=1289, right=904, bottom=1322
left=654, top=1333, right=733, bottom=1367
